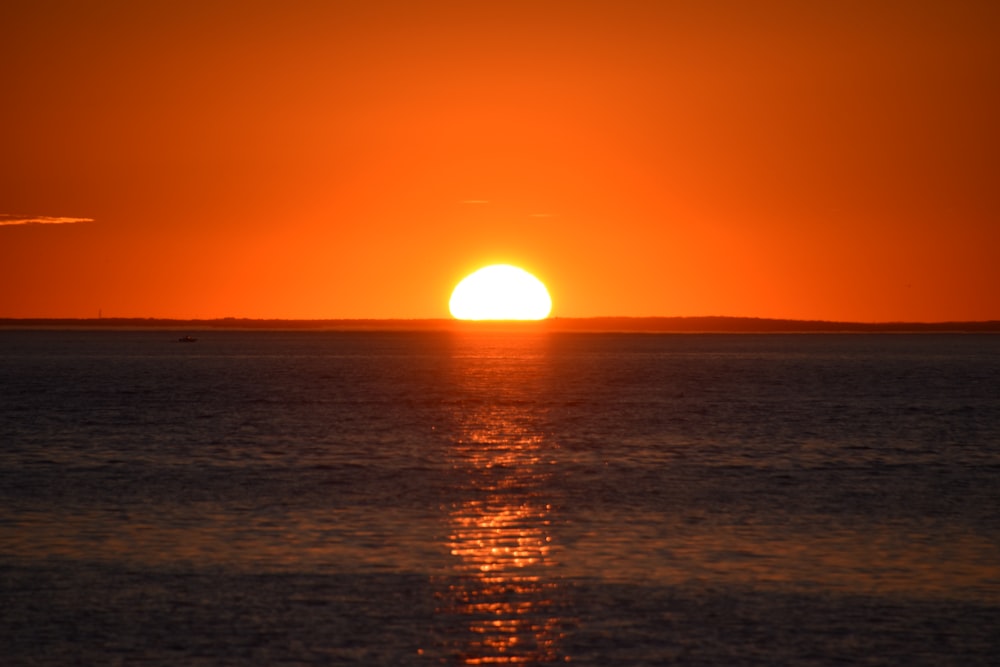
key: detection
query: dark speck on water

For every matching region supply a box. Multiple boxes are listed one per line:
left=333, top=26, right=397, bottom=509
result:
left=1, top=330, right=998, bottom=665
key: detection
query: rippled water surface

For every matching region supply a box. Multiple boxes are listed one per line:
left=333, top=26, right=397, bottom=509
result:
left=1, top=330, right=999, bottom=665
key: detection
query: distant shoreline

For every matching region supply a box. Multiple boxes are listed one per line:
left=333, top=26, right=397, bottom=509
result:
left=2, top=316, right=998, bottom=333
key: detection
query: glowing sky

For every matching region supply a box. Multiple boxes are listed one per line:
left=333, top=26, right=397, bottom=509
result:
left=2, top=1, right=997, bottom=321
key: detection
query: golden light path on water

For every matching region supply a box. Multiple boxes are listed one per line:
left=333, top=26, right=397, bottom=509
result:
left=437, top=333, right=564, bottom=664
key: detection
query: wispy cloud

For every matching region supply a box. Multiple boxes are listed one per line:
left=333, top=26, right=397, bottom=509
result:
left=0, top=214, right=94, bottom=226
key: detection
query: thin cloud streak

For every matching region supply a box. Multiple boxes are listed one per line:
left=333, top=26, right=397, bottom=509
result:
left=0, top=214, right=94, bottom=226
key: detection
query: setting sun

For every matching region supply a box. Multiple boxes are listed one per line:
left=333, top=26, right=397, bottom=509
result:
left=449, top=265, right=552, bottom=321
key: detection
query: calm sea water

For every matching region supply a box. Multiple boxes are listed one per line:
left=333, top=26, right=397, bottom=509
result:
left=1, top=330, right=998, bottom=665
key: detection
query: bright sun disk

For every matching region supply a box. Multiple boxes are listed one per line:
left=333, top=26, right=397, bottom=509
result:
left=449, top=264, right=552, bottom=320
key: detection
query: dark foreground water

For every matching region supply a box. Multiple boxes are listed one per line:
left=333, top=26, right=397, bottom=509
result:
left=1, top=330, right=998, bottom=665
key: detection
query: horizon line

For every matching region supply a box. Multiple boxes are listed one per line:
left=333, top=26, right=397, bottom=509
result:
left=2, top=315, right=998, bottom=333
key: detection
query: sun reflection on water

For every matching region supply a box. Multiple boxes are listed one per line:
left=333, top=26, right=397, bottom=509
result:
left=436, top=334, right=565, bottom=665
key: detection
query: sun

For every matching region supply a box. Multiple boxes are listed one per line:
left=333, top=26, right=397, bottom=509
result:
left=449, top=264, right=552, bottom=320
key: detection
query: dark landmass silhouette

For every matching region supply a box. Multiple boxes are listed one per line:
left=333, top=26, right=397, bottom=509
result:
left=2, top=316, right=999, bottom=332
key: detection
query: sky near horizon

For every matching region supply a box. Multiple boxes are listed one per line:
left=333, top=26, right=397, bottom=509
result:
left=2, top=1, right=997, bottom=321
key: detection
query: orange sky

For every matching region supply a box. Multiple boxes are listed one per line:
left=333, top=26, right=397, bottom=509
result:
left=2, top=1, right=997, bottom=321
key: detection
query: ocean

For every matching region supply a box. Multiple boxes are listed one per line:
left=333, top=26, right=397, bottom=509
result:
left=1, top=329, right=998, bottom=665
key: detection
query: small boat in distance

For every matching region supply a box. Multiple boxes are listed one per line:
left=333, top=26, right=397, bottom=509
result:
left=178, top=335, right=198, bottom=343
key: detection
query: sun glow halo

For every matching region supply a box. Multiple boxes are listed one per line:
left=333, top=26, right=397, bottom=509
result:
left=449, top=265, right=552, bottom=320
